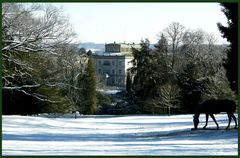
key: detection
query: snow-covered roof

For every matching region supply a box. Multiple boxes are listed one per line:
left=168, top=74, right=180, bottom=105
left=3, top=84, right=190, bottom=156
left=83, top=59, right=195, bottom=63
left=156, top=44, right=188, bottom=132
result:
left=93, top=52, right=131, bottom=56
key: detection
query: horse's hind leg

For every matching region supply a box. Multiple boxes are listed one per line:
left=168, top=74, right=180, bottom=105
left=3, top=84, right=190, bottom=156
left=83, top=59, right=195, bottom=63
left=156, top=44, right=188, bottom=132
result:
left=210, top=114, right=219, bottom=129
left=226, top=112, right=232, bottom=129
left=203, top=114, right=209, bottom=129
left=231, top=113, right=237, bottom=129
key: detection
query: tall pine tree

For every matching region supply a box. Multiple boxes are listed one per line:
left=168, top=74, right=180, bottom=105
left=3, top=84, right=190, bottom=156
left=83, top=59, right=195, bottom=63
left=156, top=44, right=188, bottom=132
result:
left=82, top=56, right=97, bottom=115
left=131, top=39, right=154, bottom=99
left=217, top=3, right=238, bottom=94
left=154, top=33, right=170, bottom=82
left=155, top=33, right=168, bottom=56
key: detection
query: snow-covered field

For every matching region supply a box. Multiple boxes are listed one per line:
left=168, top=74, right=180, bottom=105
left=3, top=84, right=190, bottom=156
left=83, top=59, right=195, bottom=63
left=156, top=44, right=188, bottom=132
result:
left=2, top=114, right=238, bottom=156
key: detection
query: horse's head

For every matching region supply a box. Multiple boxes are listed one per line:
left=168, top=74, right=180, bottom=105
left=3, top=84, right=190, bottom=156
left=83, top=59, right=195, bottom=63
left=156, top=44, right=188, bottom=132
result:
left=193, top=115, right=199, bottom=129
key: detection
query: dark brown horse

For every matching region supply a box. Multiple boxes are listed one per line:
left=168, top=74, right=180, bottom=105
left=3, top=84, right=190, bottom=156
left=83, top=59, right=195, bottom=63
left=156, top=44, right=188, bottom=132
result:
left=193, top=99, right=237, bottom=130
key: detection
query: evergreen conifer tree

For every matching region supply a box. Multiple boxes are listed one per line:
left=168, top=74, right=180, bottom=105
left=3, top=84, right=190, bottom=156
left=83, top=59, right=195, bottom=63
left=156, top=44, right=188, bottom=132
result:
left=177, top=62, right=206, bottom=113
left=154, top=33, right=170, bottom=83
left=131, top=39, right=154, bottom=99
left=217, top=3, right=238, bottom=94
left=82, top=56, right=97, bottom=115
left=155, top=33, right=168, bottom=56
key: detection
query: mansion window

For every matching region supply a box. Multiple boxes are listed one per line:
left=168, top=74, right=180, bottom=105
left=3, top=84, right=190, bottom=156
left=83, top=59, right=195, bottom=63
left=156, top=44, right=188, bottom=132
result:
left=103, top=60, right=111, bottom=66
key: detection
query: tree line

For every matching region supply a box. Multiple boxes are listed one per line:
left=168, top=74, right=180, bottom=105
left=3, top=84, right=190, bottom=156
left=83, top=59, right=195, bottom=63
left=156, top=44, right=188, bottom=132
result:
left=123, top=3, right=237, bottom=114
left=126, top=36, right=234, bottom=114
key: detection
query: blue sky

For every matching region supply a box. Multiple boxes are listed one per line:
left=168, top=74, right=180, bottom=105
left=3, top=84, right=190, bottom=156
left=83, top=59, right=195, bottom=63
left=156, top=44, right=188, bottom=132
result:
left=54, top=3, right=228, bottom=44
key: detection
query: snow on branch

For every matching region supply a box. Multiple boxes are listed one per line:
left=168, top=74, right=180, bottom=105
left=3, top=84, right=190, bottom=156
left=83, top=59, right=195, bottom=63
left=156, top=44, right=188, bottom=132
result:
left=2, top=3, right=76, bottom=55
left=3, top=84, right=41, bottom=90
left=45, top=82, right=83, bottom=90
left=17, top=89, right=61, bottom=103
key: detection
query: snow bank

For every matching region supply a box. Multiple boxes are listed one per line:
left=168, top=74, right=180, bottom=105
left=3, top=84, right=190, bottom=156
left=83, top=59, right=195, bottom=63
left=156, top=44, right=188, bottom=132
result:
left=2, top=114, right=238, bottom=156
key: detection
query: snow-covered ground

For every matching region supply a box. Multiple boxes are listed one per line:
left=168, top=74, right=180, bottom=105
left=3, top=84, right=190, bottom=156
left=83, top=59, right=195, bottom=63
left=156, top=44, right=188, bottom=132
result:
left=2, top=114, right=238, bottom=156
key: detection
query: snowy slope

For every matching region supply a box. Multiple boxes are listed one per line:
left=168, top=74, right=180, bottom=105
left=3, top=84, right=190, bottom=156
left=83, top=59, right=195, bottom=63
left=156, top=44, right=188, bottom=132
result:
left=2, top=114, right=238, bottom=156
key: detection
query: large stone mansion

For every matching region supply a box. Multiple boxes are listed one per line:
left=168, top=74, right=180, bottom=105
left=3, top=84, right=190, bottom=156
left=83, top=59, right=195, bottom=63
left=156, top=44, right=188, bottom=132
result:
left=92, top=42, right=141, bottom=88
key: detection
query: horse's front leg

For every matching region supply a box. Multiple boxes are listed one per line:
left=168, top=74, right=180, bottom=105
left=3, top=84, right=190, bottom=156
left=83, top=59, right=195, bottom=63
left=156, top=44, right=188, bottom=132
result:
left=210, top=114, right=219, bottom=129
left=203, top=114, right=209, bottom=129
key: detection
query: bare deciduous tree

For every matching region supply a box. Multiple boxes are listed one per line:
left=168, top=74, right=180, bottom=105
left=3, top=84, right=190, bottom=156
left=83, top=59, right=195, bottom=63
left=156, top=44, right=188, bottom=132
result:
left=164, top=22, right=185, bottom=70
left=2, top=3, right=77, bottom=104
left=205, top=32, right=218, bottom=53
left=182, top=29, right=205, bottom=60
